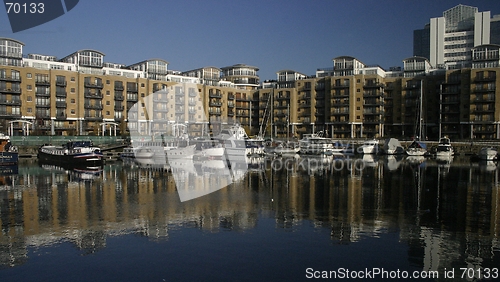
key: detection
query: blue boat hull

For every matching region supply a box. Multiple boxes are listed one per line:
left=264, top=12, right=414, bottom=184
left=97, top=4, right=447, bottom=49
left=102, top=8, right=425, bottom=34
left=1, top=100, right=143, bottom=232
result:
left=0, top=152, right=18, bottom=165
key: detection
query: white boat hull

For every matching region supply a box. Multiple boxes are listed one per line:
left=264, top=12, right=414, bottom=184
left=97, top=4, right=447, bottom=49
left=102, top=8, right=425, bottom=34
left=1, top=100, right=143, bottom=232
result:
left=406, top=148, right=426, bottom=156
left=196, top=147, right=225, bottom=158
left=478, top=148, right=498, bottom=161
left=165, top=145, right=196, bottom=159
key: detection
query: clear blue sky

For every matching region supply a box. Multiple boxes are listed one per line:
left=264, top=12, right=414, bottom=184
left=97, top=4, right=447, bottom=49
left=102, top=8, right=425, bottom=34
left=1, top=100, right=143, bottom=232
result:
left=2, top=0, right=500, bottom=80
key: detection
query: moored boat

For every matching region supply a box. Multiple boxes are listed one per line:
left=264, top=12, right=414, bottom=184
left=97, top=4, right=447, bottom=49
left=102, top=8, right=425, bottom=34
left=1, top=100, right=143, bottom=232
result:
left=382, top=138, right=404, bottom=155
left=274, top=141, right=300, bottom=155
left=214, top=124, right=264, bottom=157
left=193, top=138, right=225, bottom=159
left=406, top=140, right=427, bottom=156
left=120, top=146, right=156, bottom=160
left=37, top=141, right=104, bottom=167
left=361, top=139, right=379, bottom=154
left=164, top=144, right=196, bottom=159
left=0, top=133, right=18, bottom=165
left=478, top=147, right=498, bottom=161
left=435, top=137, right=454, bottom=157
left=298, top=133, right=334, bottom=155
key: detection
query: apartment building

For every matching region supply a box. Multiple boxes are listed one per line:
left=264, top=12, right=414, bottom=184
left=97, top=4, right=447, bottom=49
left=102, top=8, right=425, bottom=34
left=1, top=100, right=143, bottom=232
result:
left=413, top=4, right=500, bottom=69
left=0, top=38, right=254, bottom=137
left=2, top=34, right=500, bottom=140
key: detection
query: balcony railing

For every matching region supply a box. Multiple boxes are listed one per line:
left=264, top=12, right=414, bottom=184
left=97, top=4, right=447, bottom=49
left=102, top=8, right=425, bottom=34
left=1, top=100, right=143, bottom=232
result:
left=56, top=101, right=67, bottom=108
left=35, top=80, right=50, bottom=86
left=56, top=81, right=67, bottom=87
left=85, top=82, right=104, bottom=89
left=0, top=75, right=21, bottom=82
left=1, top=88, right=21, bottom=94
left=84, top=104, right=103, bottom=110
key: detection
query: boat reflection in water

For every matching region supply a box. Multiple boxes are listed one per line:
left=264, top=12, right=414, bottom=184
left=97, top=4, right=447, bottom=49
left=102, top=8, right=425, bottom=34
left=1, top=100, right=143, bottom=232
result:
left=0, top=155, right=499, bottom=280
left=39, top=162, right=103, bottom=183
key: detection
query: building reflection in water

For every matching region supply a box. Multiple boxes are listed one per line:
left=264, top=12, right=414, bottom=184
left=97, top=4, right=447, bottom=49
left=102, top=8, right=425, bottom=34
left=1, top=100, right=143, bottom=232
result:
left=0, top=156, right=499, bottom=274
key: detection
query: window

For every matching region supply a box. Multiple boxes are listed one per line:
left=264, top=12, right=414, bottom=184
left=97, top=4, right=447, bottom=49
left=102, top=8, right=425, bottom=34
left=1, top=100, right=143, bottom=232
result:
left=106, top=91, right=110, bottom=95
left=27, top=108, right=32, bottom=113
left=106, top=101, right=110, bottom=105
left=106, top=80, right=110, bottom=84
left=71, top=88, right=75, bottom=93
left=71, top=109, right=75, bottom=114
left=106, top=111, right=110, bottom=115
left=357, top=89, right=360, bottom=92
left=141, top=83, right=145, bottom=87
left=27, top=96, right=32, bottom=101
left=357, top=98, right=360, bottom=101
left=27, top=85, right=32, bottom=90
left=27, top=73, right=32, bottom=78
left=71, top=77, right=75, bottom=82
left=71, top=99, right=75, bottom=103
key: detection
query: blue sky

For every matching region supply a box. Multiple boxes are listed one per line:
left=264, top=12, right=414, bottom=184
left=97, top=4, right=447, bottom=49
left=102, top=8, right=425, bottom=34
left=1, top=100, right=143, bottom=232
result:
left=2, top=0, right=500, bottom=80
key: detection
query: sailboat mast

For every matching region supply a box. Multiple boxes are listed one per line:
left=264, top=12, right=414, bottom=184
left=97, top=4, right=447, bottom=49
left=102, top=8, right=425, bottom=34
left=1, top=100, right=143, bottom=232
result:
left=287, top=103, right=290, bottom=141
left=419, top=80, right=423, bottom=140
left=271, top=88, right=274, bottom=141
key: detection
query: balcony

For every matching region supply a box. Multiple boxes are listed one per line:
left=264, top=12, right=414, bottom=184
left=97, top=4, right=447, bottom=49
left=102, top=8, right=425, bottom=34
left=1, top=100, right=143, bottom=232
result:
left=332, top=92, right=349, bottom=98
left=209, top=101, right=222, bottom=107
left=0, top=111, right=21, bottom=118
left=332, top=83, right=350, bottom=89
left=56, top=91, right=67, bottom=98
left=0, top=75, right=21, bottom=82
left=1, top=88, right=21, bottom=94
left=208, top=109, right=221, bottom=115
left=209, top=92, right=222, bottom=98
left=473, top=76, right=496, bottom=83
left=85, top=82, right=104, bottom=89
left=275, top=95, right=290, bottom=100
left=84, top=104, right=103, bottom=110
left=55, top=113, right=67, bottom=120
left=114, top=94, right=124, bottom=101
left=114, top=85, right=124, bottom=91
left=115, top=105, right=125, bottom=111
left=36, top=113, right=51, bottom=119
left=471, top=87, right=495, bottom=93
left=127, top=87, right=138, bottom=93
left=331, top=110, right=349, bottom=115
left=84, top=116, right=103, bottom=121
left=471, top=108, right=495, bottom=114
left=56, top=101, right=67, bottom=108
left=363, top=118, right=382, bottom=124
left=56, top=81, right=67, bottom=87
left=299, top=110, right=311, bottom=117
left=2, top=99, right=21, bottom=106
left=363, top=83, right=384, bottom=89
left=36, top=103, right=51, bottom=108
left=35, top=80, right=50, bottom=86
left=85, top=92, right=103, bottom=99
